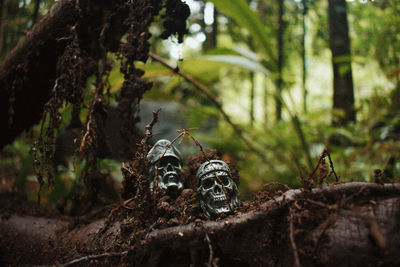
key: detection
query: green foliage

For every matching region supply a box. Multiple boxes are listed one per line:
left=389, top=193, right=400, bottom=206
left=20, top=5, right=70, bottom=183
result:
left=350, top=0, right=400, bottom=80
left=208, top=0, right=276, bottom=69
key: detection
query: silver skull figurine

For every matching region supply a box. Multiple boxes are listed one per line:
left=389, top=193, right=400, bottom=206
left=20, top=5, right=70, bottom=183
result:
left=147, top=139, right=183, bottom=192
left=196, top=160, right=240, bottom=218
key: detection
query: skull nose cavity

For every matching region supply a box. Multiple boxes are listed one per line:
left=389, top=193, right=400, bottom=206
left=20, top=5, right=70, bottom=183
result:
left=168, top=175, right=177, bottom=183
left=167, top=163, right=173, bottom=171
left=214, top=183, right=222, bottom=193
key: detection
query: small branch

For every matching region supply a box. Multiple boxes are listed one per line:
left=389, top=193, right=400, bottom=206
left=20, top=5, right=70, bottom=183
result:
left=363, top=216, right=387, bottom=250
left=140, top=108, right=161, bottom=151
left=148, top=52, right=271, bottom=168
left=289, top=213, right=301, bottom=267
left=309, top=148, right=338, bottom=183
left=59, top=251, right=128, bottom=267
left=305, top=198, right=338, bottom=210
left=309, top=149, right=327, bottom=179
left=326, top=149, right=338, bottom=182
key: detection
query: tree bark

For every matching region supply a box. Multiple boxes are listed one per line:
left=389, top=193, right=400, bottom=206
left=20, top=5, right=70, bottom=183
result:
left=1, top=182, right=400, bottom=266
left=328, top=0, right=355, bottom=126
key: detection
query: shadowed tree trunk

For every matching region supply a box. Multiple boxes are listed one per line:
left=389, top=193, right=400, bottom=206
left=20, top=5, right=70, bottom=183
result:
left=276, top=0, right=284, bottom=121
left=0, top=0, right=7, bottom=59
left=301, top=0, right=308, bottom=113
left=203, top=5, right=218, bottom=51
left=32, top=0, right=41, bottom=24
left=250, top=71, right=255, bottom=124
left=257, top=0, right=269, bottom=125
left=328, top=0, right=355, bottom=126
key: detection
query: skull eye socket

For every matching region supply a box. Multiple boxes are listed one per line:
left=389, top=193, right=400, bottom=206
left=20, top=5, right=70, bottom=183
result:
left=220, top=176, right=230, bottom=186
left=202, top=178, right=213, bottom=189
left=159, top=157, right=180, bottom=167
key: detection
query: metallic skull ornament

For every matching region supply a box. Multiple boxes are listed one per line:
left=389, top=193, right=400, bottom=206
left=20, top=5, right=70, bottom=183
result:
left=147, top=139, right=183, bottom=192
left=196, top=160, right=240, bottom=218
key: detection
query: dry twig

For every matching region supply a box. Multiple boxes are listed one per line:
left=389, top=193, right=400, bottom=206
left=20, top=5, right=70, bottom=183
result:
left=309, top=148, right=338, bottom=183
left=59, top=251, right=128, bottom=267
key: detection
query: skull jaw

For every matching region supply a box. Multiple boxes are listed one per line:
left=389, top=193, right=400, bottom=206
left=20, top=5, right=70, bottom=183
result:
left=151, top=172, right=183, bottom=193
left=201, top=193, right=233, bottom=218
left=162, top=180, right=183, bottom=193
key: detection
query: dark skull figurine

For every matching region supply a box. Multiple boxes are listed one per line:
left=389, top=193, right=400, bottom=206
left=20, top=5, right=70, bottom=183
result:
left=147, top=139, right=183, bottom=192
left=196, top=160, right=240, bottom=218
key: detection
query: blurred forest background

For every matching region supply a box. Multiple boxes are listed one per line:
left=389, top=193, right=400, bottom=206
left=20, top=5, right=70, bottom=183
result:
left=0, top=0, right=399, bottom=202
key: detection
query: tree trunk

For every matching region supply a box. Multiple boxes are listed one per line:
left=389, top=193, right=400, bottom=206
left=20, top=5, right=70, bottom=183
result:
left=0, top=0, right=7, bottom=59
left=263, top=77, right=268, bottom=125
left=301, top=0, right=308, bottom=113
left=204, top=6, right=218, bottom=51
left=249, top=71, right=255, bottom=124
left=258, top=0, right=268, bottom=124
left=276, top=0, right=284, bottom=121
left=32, top=0, right=41, bottom=24
left=1, top=182, right=400, bottom=266
left=328, top=0, right=355, bottom=126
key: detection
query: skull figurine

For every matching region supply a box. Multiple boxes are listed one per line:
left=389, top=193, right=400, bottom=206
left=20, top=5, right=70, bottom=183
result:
left=196, top=160, right=240, bottom=218
left=147, top=139, right=183, bottom=192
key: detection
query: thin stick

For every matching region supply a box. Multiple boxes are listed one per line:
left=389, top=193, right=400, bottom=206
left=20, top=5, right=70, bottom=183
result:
left=309, top=149, right=327, bottom=179
left=140, top=108, right=161, bottom=151
left=309, top=148, right=338, bottom=183
left=59, top=251, right=128, bottom=267
left=326, top=149, right=338, bottom=182
left=149, top=52, right=271, bottom=167
left=289, top=213, right=301, bottom=267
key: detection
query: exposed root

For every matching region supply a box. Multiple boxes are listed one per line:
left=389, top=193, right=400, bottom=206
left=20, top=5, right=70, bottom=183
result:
left=364, top=216, right=387, bottom=250
left=204, top=232, right=215, bottom=267
left=289, top=213, right=301, bottom=267
left=59, top=251, right=128, bottom=267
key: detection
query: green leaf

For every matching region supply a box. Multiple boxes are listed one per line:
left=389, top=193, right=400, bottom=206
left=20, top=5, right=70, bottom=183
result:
left=202, top=55, right=270, bottom=76
left=208, top=0, right=277, bottom=69
left=231, top=46, right=259, bottom=62
left=138, top=59, right=227, bottom=83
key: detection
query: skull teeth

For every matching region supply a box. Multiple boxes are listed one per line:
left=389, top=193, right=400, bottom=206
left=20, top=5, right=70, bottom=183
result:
left=213, top=195, right=226, bottom=202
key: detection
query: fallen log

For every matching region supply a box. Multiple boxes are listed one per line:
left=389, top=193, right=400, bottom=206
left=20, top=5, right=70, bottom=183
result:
left=1, top=182, right=400, bottom=266
left=0, top=0, right=77, bottom=149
